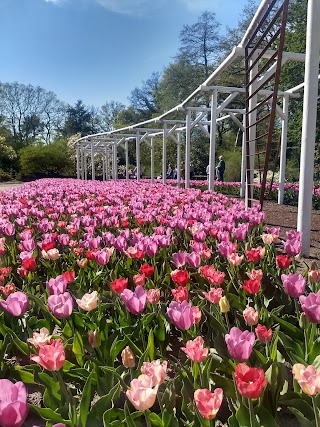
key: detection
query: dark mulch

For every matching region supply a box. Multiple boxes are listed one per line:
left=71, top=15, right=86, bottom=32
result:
left=262, top=200, right=320, bottom=262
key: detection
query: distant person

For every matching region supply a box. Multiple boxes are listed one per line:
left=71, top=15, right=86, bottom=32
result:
left=167, top=163, right=172, bottom=179
left=172, top=166, right=177, bottom=179
left=216, top=155, right=225, bottom=182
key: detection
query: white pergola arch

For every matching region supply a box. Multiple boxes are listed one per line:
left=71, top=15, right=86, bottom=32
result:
left=75, top=0, right=320, bottom=256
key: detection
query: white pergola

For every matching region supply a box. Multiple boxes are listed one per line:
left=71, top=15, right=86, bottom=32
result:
left=75, top=0, right=320, bottom=257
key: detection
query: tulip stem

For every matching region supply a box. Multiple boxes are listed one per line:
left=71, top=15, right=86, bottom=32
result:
left=145, top=412, right=152, bottom=427
left=312, top=396, right=320, bottom=427
left=224, top=313, right=230, bottom=331
left=248, top=398, right=255, bottom=427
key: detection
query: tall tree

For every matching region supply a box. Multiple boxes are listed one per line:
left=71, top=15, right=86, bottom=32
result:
left=178, top=11, right=221, bottom=79
left=155, top=57, right=204, bottom=112
left=100, top=100, right=126, bottom=131
left=0, top=82, right=66, bottom=146
left=62, top=100, right=97, bottom=137
left=128, top=72, right=161, bottom=119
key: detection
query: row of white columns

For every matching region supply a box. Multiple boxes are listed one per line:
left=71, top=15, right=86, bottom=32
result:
left=76, top=94, right=290, bottom=205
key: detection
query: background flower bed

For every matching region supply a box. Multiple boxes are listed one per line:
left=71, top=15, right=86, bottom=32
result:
left=0, top=178, right=319, bottom=427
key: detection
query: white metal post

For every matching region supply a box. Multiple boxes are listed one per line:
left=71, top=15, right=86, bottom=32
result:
left=76, top=145, right=80, bottom=179
left=162, top=122, right=167, bottom=185
left=209, top=89, right=218, bottom=191
left=81, top=145, right=84, bottom=180
left=151, top=137, right=155, bottom=184
left=84, top=149, right=88, bottom=181
left=177, top=132, right=181, bottom=188
left=113, top=140, right=118, bottom=181
left=125, top=140, right=129, bottom=181
left=91, top=142, right=95, bottom=181
left=297, top=0, right=320, bottom=256
left=185, top=109, right=191, bottom=188
left=105, top=146, right=109, bottom=181
left=102, top=154, right=106, bottom=181
left=278, top=94, right=289, bottom=204
left=246, top=55, right=258, bottom=209
left=240, top=114, right=246, bottom=198
left=136, top=132, right=141, bottom=182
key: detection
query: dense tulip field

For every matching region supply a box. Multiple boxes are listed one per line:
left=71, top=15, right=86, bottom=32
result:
left=0, top=178, right=319, bottom=427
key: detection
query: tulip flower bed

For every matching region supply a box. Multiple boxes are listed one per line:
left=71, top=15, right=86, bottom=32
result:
left=173, top=179, right=320, bottom=209
left=0, top=178, right=319, bottom=427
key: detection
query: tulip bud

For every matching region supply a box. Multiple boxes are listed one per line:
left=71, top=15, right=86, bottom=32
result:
left=88, top=330, right=101, bottom=348
left=299, top=313, right=308, bottom=330
left=121, top=346, right=135, bottom=368
left=308, top=269, right=320, bottom=284
left=219, top=296, right=230, bottom=313
left=77, top=258, right=88, bottom=268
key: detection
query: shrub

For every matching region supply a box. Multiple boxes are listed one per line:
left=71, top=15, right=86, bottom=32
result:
left=0, top=171, right=13, bottom=182
left=19, top=140, right=74, bottom=178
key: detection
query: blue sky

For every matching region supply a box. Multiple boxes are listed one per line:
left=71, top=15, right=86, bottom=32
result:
left=0, top=0, right=252, bottom=108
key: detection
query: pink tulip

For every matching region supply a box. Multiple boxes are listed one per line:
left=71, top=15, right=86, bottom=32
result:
left=167, top=301, right=195, bottom=330
left=299, top=291, right=320, bottom=323
left=141, top=360, right=167, bottom=386
left=203, top=288, right=223, bottom=303
left=47, top=292, right=73, bottom=319
left=225, top=327, right=255, bottom=362
left=0, top=379, right=28, bottom=427
left=218, top=241, right=235, bottom=257
left=27, top=328, right=52, bottom=348
left=121, top=346, right=135, bottom=368
left=192, top=306, right=202, bottom=324
left=30, top=339, right=65, bottom=371
left=283, top=238, right=302, bottom=256
left=94, top=250, right=109, bottom=265
left=185, top=252, right=201, bottom=268
left=121, top=286, right=147, bottom=315
left=47, top=275, right=68, bottom=295
left=194, top=388, right=223, bottom=420
left=281, top=273, right=306, bottom=298
left=76, top=291, right=98, bottom=311
left=0, top=292, right=29, bottom=317
left=146, top=289, right=160, bottom=304
left=44, top=248, right=60, bottom=260
left=243, top=307, right=259, bottom=326
left=172, top=252, right=187, bottom=268
left=181, top=336, right=208, bottom=362
left=126, top=374, right=158, bottom=411
left=228, top=253, right=244, bottom=266
left=292, top=364, right=320, bottom=396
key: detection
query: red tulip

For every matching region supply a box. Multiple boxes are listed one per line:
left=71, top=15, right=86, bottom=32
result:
left=242, top=279, right=261, bottom=295
left=140, top=263, right=154, bottom=277
left=110, top=278, right=128, bottom=294
left=170, top=269, right=189, bottom=287
left=276, top=255, right=292, bottom=270
left=22, top=257, right=37, bottom=272
left=172, top=286, right=188, bottom=303
left=234, top=363, right=267, bottom=399
left=255, top=324, right=272, bottom=343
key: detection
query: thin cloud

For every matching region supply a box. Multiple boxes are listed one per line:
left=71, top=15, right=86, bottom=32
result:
left=95, top=0, right=164, bottom=16
left=44, top=0, right=65, bottom=5
left=177, top=0, right=216, bottom=11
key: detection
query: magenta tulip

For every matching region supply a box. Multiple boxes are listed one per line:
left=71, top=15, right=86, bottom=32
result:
left=299, top=291, right=320, bottom=323
left=225, top=327, right=255, bottom=362
left=0, top=292, right=28, bottom=317
left=0, top=379, right=28, bottom=427
left=167, top=300, right=194, bottom=330
left=47, top=292, right=73, bottom=319
left=121, top=286, right=147, bottom=315
left=281, top=273, right=306, bottom=298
